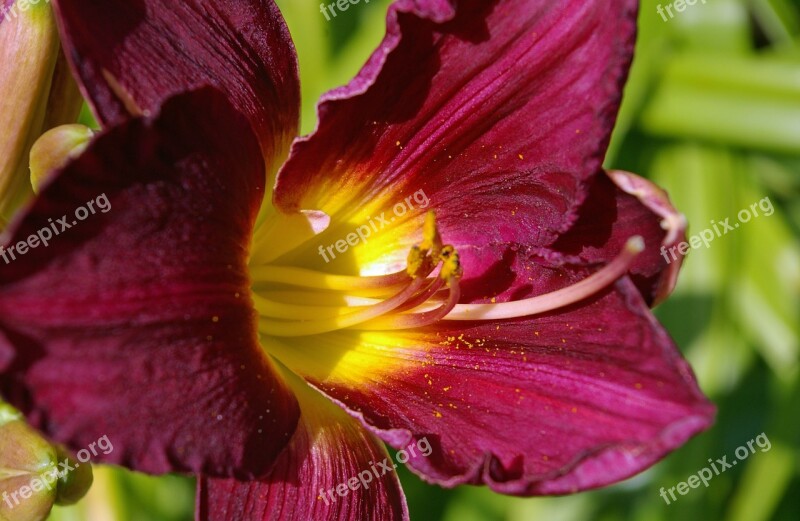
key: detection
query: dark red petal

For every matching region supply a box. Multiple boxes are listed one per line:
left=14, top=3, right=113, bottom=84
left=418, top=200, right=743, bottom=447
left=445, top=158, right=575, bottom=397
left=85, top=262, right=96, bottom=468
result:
left=198, top=374, right=408, bottom=521
left=548, top=170, right=688, bottom=306
left=271, top=278, right=714, bottom=494
left=0, top=88, right=298, bottom=478
left=52, top=0, right=299, bottom=163
left=275, top=0, right=638, bottom=250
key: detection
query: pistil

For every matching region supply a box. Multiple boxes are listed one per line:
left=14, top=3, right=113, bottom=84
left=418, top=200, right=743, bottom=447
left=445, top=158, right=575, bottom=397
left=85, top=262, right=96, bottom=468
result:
left=444, top=236, right=644, bottom=321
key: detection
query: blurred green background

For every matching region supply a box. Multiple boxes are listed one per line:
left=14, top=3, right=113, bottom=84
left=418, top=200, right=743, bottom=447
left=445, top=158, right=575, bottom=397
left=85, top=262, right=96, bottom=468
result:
left=52, top=0, right=800, bottom=519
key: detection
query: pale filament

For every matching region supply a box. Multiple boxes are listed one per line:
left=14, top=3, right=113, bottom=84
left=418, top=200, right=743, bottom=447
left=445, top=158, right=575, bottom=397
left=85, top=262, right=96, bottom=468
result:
left=251, top=212, right=644, bottom=337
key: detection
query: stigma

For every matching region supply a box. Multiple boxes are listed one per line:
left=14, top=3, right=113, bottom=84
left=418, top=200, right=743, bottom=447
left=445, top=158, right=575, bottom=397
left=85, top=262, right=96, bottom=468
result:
left=250, top=212, right=643, bottom=337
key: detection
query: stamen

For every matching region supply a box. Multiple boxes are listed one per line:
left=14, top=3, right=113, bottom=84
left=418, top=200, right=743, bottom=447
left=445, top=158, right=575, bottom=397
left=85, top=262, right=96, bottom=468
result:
left=443, top=236, right=645, bottom=321
left=258, top=277, right=427, bottom=337
left=251, top=211, right=643, bottom=338
left=253, top=211, right=453, bottom=337
left=356, top=278, right=461, bottom=331
left=405, top=211, right=444, bottom=278
left=394, top=276, right=445, bottom=313
left=250, top=265, right=410, bottom=292
left=102, top=69, right=147, bottom=117
left=419, top=211, right=443, bottom=254
left=355, top=246, right=463, bottom=331
left=252, top=293, right=365, bottom=320
left=259, top=290, right=380, bottom=307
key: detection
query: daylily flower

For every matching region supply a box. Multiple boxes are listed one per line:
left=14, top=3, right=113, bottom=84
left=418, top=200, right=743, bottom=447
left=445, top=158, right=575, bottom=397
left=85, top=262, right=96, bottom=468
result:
left=0, top=0, right=82, bottom=226
left=0, top=0, right=714, bottom=519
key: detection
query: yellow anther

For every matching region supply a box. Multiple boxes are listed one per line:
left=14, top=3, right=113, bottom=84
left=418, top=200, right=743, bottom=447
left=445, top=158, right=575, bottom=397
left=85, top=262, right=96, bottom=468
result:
left=407, top=245, right=426, bottom=278
left=419, top=211, right=442, bottom=255
left=439, top=245, right=462, bottom=282
left=407, top=212, right=446, bottom=279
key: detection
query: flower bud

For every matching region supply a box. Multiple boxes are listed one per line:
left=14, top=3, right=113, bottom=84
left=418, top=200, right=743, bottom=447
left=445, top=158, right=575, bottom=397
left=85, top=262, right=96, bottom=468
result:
left=30, top=124, right=94, bottom=192
left=0, top=402, right=95, bottom=519
left=0, top=0, right=82, bottom=227
left=0, top=403, right=58, bottom=521
left=53, top=446, right=93, bottom=506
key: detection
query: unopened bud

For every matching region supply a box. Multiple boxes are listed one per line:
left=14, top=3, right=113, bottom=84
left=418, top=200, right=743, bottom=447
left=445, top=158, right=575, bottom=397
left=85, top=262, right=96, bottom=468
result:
left=0, top=403, right=57, bottom=521
left=0, top=0, right=83, bottom=225
left=52, top=446, right=93, bottom=506
left=30, top=124, right=94, bottom=192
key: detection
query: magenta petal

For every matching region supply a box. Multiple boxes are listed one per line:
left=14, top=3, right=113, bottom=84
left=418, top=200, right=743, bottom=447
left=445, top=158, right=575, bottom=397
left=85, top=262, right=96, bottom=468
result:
left=198, top=376, right=408, bottom=521
left=275, top=0, right=638, bottom=250
left=0, top=88, right=299, bottom=478
left=279, top=278, right=714, bottom=494
left=52, top=0, right=300, bottom=161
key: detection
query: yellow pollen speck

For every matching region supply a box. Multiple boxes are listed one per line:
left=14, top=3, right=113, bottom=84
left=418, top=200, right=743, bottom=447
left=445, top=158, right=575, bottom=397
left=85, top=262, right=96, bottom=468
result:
left=212, top=316, right=219, bottom=323
left=234, top=292, right=240, bottom=298
left=396, top=140, right=401, bottom=146
left=635, top=383, right=643, bottom=389
left=490, top=297, right=497, bottom=303
left=443, top=386, right=452, bottom=392
left=493, top=154, right=498, bottom=159
left=542, top=455, right=549, bottom=461
left=571, top=407, right=578, bottom=413
left=561, top=338, right=566, bottom=343
left=434, top=411, right=443, bottom=418
left=518, top=153, right=524, bottom=159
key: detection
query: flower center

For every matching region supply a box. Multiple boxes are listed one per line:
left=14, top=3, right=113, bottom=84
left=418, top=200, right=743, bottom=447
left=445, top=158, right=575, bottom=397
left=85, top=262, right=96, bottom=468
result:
left=250, top=212, right=644, bottom=337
